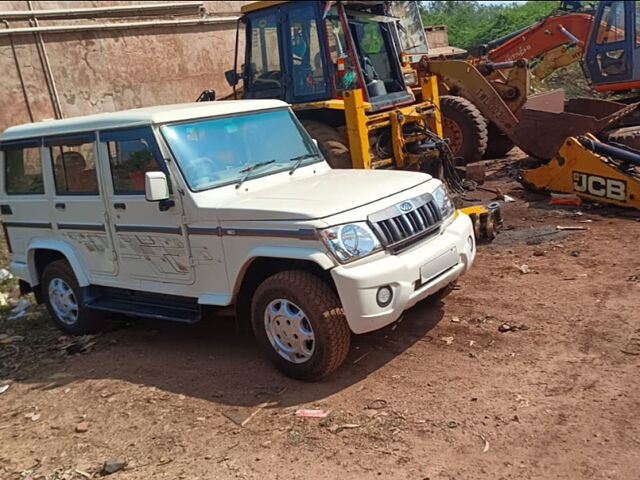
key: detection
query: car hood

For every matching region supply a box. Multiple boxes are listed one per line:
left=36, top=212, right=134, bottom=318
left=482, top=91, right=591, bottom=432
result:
left=215, top=169, right=432, bottom=221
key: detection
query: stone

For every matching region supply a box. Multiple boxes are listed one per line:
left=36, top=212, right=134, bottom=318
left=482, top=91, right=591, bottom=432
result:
left=75, top=421, right=89, bottom=433
left=102, top=458, right=127, bottom=475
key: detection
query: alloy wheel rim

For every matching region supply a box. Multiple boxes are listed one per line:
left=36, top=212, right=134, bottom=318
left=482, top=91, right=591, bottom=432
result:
left=264, top=299, right=315, bottom=364
left=48, top=277, right=79, bottom=325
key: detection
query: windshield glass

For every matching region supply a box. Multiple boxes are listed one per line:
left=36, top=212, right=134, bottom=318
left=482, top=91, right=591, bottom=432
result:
left=161, top=109, right=320, bottom=191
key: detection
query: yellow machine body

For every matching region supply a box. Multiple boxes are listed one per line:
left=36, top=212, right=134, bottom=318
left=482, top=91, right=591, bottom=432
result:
left=292, top=77, right=443, bottom=171
left=521, top=136, right=640, bottom=209
left=459, top=203, right=502, bottom=240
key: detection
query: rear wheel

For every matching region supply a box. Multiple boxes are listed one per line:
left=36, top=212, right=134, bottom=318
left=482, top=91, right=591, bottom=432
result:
left=483, top=121, right=515, bottom=159
left=251, top=270, right=351, bottom=380
left=300, top=119, right=352, bottom=169
left=41, top=260, right=106, bottom=335
left=440, top=95, right=488, bottom=164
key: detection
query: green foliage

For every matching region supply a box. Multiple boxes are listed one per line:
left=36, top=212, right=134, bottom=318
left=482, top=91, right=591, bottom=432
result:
left=421, top=1, right=560, bottom=49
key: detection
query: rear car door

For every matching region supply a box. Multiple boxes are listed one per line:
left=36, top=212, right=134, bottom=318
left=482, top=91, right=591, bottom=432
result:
left=44, top=132, right=117, bottom=277
left=99, top=127, right=193, bottom=288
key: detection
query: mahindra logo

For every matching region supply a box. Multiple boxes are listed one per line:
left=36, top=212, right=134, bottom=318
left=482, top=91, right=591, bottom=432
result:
left=398, top=201, right=414, bottom=213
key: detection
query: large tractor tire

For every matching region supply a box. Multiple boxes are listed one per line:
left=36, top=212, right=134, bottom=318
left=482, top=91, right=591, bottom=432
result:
left=300, top=119, right=352, bottom=169
left=483, top=121, right=515, bottom=159
left=604, top=125, right=640, bottom=151
left=440, top=95, right=488, bottom=164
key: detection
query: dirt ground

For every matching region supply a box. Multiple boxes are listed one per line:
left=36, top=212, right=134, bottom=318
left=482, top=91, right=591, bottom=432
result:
left=1, top=152, right=639, bottom=480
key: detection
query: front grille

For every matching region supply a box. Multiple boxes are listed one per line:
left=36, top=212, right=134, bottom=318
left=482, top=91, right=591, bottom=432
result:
left=368, top=193, right=442, bottom=252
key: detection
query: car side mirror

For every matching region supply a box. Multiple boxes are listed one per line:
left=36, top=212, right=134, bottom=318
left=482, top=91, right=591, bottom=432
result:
left=225, top=69, right=239, bottom=86
left=145, top=171, right=169, bottom=202
left=312, top=138, right=318, bottom=148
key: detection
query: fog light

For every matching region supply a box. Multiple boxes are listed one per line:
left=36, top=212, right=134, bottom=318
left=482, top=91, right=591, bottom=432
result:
left=376, top=286, right=393, bottom=307
left=468, top=235, right=475, bottom=251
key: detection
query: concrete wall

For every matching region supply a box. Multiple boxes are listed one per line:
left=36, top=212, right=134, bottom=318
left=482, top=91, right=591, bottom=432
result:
left=0, top=1, right=249, bottom=133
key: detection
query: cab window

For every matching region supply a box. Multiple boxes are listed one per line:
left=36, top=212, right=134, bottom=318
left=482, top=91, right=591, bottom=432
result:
left=2, top=139, right=44, bottom=195
left=247, top=13, right=282, bottom=95
left=101, top=128, right=164, bottom=194
left=324, top=6, right=361, bottom=94
left=596, top=1, right=626, bottom=44
left=46, top=133, right=99, bottom=195
left=289, top=5, right=326, bottom=98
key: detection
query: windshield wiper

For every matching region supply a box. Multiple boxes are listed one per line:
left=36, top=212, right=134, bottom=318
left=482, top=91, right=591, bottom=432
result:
left=289, top=153, right=321, bottom=175
left=236, top=160, right=276, bottom=189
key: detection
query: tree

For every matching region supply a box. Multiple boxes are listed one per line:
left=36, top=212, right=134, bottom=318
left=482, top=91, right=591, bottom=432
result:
left=420, top=1, right=560, bottom=49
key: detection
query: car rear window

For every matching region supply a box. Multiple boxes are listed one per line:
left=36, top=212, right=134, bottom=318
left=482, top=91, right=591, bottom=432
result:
left=45, top=133, right=99, bottom=195
left=2, top=139, right=44, bottom=195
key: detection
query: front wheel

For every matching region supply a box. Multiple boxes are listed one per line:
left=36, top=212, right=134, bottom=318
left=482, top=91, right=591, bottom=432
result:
left=251, top=270, right=351, bottom=380
left=440, top=95, right=488, bottom=164
left=300, top=120, right=352, bottom=169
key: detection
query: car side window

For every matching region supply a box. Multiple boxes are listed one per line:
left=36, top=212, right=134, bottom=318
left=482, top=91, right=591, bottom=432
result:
left=45, top=133, right=99, bottom=195
left=101, top=127, right=165, bottom=195
left=2, top=139, right=44, bottom=195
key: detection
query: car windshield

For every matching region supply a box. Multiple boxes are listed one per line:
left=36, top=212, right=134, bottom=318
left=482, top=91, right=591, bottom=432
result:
left=161, top=109, right=321, bottom=191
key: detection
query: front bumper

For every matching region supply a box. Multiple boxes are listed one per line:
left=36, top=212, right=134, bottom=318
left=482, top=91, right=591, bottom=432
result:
left=331, top=212, right=475, bottom=334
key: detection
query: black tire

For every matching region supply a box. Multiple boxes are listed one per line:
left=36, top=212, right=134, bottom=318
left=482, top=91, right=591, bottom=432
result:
left=251, top=270, right=351, bottom=381
left=483, top=121, right=515, bottom=159
left=300, top=119, right=352, bottom=169
left=604, top=125, right=640, bottom=151
left=41, top=260, right=106, bottom=335
left=440, top=95, right=488, bottom=164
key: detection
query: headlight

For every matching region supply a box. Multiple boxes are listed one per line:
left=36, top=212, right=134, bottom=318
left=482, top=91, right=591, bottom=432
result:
left=320, top=222, right=382, bottom=263
left=403, top=70, right=418, bottom=86
left=433, top=185, right=455, bottom=219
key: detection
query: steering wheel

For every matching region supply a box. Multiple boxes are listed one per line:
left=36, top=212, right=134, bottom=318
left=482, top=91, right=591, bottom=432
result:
left=254, top=71, right=282, bottom=90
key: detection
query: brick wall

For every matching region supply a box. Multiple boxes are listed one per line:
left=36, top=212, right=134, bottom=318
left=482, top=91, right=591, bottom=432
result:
left=0, top=1, right=249, bottom=132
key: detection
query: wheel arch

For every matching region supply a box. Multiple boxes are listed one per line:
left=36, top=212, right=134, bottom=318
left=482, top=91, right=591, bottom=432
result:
left=26, top=239, right=89, bottom=288
left=232, top=248, right=337, bottom=322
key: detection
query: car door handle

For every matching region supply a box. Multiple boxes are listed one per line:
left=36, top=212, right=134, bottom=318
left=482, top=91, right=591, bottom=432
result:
left=55, top=203, right=66, bottom=210
left=113, top=203, right=126, bottom=210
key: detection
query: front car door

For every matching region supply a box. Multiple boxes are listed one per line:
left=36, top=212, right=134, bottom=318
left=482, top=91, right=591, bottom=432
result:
left=98, top=127, right=193, bottom=289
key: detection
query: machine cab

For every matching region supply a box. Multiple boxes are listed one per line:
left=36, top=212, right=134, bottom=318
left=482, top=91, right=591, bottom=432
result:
left=238, top=1, right=414, bottom=111
left=584, top=0, right=640, bottom=91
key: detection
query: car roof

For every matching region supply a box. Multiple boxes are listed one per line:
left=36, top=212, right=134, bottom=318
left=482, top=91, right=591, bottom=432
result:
left=0, top=100, right=289, bottom=143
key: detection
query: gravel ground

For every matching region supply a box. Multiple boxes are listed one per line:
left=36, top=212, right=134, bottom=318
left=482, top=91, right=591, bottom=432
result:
left=1, top=153, right=639, bottom=480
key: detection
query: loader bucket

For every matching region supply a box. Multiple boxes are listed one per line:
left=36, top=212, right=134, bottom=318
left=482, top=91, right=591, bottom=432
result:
left=514, top=91, right=639, bottom=160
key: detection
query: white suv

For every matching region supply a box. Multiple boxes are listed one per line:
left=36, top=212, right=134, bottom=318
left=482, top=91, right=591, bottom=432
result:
left=0, top=100, right=476, bottom=380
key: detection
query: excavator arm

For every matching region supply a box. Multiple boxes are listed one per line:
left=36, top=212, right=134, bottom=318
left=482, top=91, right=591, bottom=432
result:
left=487, top=12, right=594, bottom=64
left=530, top=43, right=584, bottom=80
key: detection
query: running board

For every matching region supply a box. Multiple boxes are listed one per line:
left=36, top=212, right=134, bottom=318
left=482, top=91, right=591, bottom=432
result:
left=85, top=288, right=201, bottom=324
